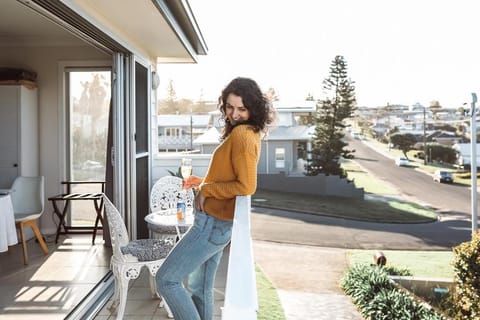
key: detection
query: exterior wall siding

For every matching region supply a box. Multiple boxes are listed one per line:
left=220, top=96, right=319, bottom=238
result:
left=259, top=140, right=296, bottom=174
left=152, top=155, right=364, bottom=199
left=257, top=172, right=364, bottom=199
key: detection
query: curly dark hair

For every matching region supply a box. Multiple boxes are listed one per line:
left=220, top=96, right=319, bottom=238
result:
left=218, top=77, right=275, bottom=139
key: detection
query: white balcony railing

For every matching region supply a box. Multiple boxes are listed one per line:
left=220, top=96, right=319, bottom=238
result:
left=222, top=195, right=258, bottom=320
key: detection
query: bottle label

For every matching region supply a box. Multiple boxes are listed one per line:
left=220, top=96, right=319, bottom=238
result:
left=177, top=202, right=185, bottom=220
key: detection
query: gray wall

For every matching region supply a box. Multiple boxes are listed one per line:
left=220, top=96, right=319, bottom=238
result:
left=257, top=172, right=364, bottom=199
left=153, top=154, right=364, bottom=199
left=259, top=140, right=296, bottom=174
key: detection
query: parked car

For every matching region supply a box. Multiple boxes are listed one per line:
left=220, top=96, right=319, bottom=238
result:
left=433, top=170, right=453, bottom=183
left=351, top=132, right=361, bottom=140
left=395, top=157, right=409, bottom=166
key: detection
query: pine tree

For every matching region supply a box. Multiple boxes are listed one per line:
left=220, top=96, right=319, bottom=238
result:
left=305, top=55, right=357, bottom=177
left=158, top=79, right=181, bottom=114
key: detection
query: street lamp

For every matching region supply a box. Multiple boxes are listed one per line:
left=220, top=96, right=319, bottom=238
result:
left=470, top=93, right=478, bottom=235
left=423, top=106, right=427, bottom=165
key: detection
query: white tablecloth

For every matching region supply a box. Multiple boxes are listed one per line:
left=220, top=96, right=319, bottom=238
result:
left=0, top=194, right=18, bottom=252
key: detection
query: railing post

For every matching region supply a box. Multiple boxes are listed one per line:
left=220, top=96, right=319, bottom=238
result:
left=222, top=195, right=258, bottom=320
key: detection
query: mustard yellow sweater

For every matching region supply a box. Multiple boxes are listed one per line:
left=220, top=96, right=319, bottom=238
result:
left=199, top=124, right=261, bottom=221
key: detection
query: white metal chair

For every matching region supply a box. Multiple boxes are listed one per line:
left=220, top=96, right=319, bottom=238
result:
left=149, top=176, right=194, bottom=240
left=103, top=195, right=175, bottom=319
left=10, top=176, right=49, bottom=265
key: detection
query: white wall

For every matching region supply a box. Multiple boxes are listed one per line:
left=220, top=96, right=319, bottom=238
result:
left=0, top=45, right=109, bottom=235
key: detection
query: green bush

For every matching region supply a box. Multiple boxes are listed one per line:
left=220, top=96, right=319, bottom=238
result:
left=383, top=265, right=413, bottom=277
left=447, top=231, right=480, bottom=319
left=341, top=264, right=446, bottom=320
left=426, top=144, right=457, bottom=164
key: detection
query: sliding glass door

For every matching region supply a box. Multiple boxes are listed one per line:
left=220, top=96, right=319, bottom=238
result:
left=66, top=69, right=111, bottom=226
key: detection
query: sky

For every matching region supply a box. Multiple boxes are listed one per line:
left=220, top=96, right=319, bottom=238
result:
left=157, top=0, right=480, bottom=109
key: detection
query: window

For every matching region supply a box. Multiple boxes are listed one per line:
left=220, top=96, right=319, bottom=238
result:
left=275, top=148, right=285, bottom=168
left=165, top=128, right=180, bottom=136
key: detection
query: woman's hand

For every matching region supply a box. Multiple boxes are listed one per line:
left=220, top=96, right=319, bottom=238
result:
left=194, top=191, right=206, bottom=212
left=183, top=175, right=203, bottom=190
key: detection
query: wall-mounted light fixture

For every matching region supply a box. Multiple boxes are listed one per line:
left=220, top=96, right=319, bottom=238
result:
left=152, top=71, right=160, bottom=90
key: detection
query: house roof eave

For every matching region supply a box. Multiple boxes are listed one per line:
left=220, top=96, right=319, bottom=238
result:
left=58, top=0, right=207, bottom=63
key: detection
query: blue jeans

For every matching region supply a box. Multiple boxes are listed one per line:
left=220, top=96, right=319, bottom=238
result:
left=156, top=211, right=233, bottom=320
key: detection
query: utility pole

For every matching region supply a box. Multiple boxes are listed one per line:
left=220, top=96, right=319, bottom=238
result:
left=190, top=114, right=193, bottom=150
left=423, top=107, right=427, bottom=165
left=471, top=93, right=478, bottom=235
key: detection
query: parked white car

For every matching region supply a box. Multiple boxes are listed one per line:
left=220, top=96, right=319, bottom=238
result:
left=351, top=132, right=361, bottom=140
left=395, top=157, right=409, bottom=166
left=433, top=170, right=453, bottom=183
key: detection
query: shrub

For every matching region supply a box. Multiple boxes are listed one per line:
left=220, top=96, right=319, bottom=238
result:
left=447, top=231, right=480, bottom=319
left=341, top=264, right=447, bottom=320
left=426, top=144, right=457, bottom=164
left=383, top=264, right=413, bottom=277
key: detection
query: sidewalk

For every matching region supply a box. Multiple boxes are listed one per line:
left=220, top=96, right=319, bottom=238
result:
left=253, top=241, right=363, bottom=320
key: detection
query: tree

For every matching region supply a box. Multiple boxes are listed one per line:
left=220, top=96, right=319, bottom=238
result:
left=390, top=133, right=417, bottom=158
left=456, top=105, right=467, bottom=117
left=429, top=100, right=442, bottom=123
left=433, top=123, right=456, bottom=132
left=429, top=100, right=442, bottom=111
left=74, top=73, right=108, bottom=162
left=305, top=55, right=356, bottom=177
left=425, top=144, right=457, bottom=164
left=385, top=126, right=399, bottom=145
left=158, top=79, right=216, bottom=114
left=266, top=87, right=280, bottom=102
left=158, top=79, right=184, bottom=114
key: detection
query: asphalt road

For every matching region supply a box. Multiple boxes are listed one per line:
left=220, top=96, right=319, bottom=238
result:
left=251, top=206, right=471, bottom=250
left=250, top=137, right=475, bottom=250
left=348, top=137, right=477, bottom=216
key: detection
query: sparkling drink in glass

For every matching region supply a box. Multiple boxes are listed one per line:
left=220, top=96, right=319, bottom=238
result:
left=181, top=158, right=192, bottom=180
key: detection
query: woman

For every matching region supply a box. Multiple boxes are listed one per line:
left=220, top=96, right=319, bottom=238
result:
left=156, top=77, right=275, bottom=320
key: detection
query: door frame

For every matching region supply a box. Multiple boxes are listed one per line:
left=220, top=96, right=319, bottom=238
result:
left=126, top=55, right=153, bottom=240
left=57, top=61, right=112, bottom=183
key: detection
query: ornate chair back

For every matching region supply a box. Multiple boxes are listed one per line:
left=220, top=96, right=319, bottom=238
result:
left=150, top=176, right=194, bottom=214
left=103, top=195, right=131, bottom=262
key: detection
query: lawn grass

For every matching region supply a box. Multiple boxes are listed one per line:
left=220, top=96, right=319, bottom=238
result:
left=347, top=249, right=454, bottom=279
left=256, top=265, right=286, bottom=320
left=252, top=189, right=437, bottom=223
left=342, top=159, right=399, bottom=195
left=453, top=171, right=480, bottom=186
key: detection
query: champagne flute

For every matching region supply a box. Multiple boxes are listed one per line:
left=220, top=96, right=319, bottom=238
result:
left=180, top=158, right=192, bottom=181
left=179, top=158, right=192, bottom=219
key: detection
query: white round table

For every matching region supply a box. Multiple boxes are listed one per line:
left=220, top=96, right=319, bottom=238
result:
left=144, top=209, right=194, bottom=240
left=0, top=194, right=18, bottom=252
